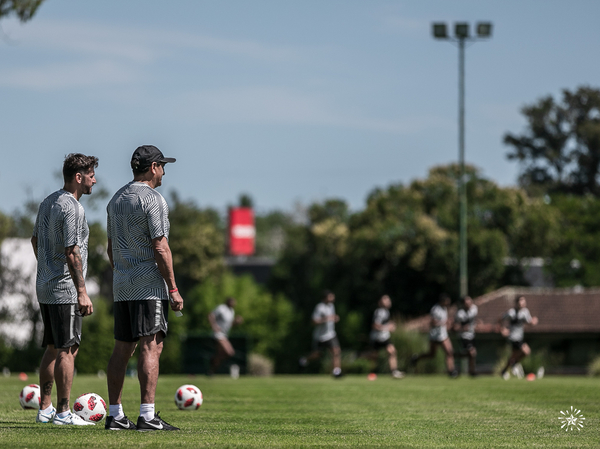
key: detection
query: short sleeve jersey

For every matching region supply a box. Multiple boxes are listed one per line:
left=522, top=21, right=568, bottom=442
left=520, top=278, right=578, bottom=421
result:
left=32, top=190, right=89, bottom=305
left=455, top=305, right=478, bottom=340
left=370, top=307, right=391, bottom=343
left=429, top=304, right=449, bottom=342
left=503, top=307, right=532, bottom=342
left=312, top=302, right=337, bottom=342
left=107, top=182, right=170, bottom=302
left=212, top=304, right=235, bottom=337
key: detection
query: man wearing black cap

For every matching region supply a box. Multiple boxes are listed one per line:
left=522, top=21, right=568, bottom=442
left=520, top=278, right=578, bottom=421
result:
left=105, top=145, right=183, bottom=431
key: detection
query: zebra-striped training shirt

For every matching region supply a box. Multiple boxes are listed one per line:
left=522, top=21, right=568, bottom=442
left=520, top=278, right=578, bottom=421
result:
left=32, top=189, right=89, bottom=305
left=107, top=181, right=170, bottom=302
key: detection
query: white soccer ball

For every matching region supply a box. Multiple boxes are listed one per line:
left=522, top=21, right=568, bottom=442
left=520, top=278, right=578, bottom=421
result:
left=73, top=392, right=107, bottom=423
left=19, top=384, right=41, bottom=410
left=174, top=384, right=203, bottom=410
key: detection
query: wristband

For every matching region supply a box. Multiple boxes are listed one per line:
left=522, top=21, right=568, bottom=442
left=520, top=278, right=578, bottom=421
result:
left=169, top=288, right=178, bottom=294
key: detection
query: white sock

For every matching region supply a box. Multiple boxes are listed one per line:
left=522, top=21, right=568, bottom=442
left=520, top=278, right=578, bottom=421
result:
left=41, top=404, right=54, bottom=414
left=109, top=404, right=124, bottom=420
left=140, top=403, right=155, bottom=422
left=57, top=410, right=70, bottom=419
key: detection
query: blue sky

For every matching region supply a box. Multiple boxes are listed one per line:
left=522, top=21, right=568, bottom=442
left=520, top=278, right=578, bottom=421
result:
left=1, top=0, right=599, bottom=221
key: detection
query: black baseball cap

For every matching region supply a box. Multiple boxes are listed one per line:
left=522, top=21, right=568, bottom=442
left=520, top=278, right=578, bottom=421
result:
left=131, top=145, right=176, bottom=171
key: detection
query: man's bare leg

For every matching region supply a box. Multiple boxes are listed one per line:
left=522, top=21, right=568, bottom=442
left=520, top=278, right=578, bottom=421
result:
left=39, top=346, right=57, bottom=410
left=54, top=346, right=78, bottom=413
left=138, top=334, right=163, bottom=404
left=107, top=340, right=137, bottom=406
left=441, top=339, right=455, bottom=373
left=386, top=344, right=398, bottom=372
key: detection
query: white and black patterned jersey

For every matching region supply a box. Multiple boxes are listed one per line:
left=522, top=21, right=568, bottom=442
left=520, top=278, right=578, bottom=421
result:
left=312, top=302, right=337, bottom=342
left=503, top=307, right=532, bottom=342
left=455, top=304, right=478, bottom=340
left=107, top=182, right=170, bottom=302
left=32, top=189, right=89, bottom=305
left=211, top=304, right=235, bottom=338
left=429, top=304, right=449, bottom=342
left=370, top=307, right=391, bottom=342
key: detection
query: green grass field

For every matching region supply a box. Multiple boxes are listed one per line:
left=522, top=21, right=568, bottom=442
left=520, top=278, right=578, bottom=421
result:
left=0, top=373, right=597, bottom=448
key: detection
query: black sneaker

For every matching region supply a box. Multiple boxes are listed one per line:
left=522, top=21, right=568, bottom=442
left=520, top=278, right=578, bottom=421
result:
left=105, top=415, right=137, bottom=430
left=136, top=412, right=179, bottom=431
left=449, top=369, right=459, bottom=379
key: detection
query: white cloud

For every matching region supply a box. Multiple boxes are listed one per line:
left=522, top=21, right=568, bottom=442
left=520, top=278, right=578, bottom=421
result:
left=9, top=18, right=306, bottom=63
left=0, top=18, right=312, bottom=91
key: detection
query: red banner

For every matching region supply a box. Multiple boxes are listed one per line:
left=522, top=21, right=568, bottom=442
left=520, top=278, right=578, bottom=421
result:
left=228, top=207, right=255, bottom=256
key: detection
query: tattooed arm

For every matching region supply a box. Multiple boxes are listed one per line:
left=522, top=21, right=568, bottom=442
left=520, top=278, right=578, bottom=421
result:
left=65, top=244, right=93, bottom=316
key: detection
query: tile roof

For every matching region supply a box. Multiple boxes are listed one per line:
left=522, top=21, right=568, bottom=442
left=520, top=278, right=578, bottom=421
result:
left=403, top=286, right=600, bottom=334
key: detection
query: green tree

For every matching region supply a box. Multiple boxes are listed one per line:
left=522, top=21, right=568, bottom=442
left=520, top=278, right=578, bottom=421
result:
left=75, top=297, right=114, bottom=374
left=505, top=86, right=600, bottom=196
left=0, top=0, right=44, bottom=22
left=270, top=164, right=561, bottom=356
left=186, top=272, right=294, bottom=361
left=167, top=192, right=225, bottom=295
left=545, top=194, right=600, bottom=287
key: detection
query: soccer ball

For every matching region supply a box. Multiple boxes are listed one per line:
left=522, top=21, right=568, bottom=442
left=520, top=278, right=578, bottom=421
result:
left=174, top=384, right=203, bottom=410
left=73, top=392, right=107, bottom=422
left=19, top=384, right=41, bottom=409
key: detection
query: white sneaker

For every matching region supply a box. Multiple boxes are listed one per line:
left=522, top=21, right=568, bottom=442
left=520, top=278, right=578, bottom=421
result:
left=536, top=366, right=545, bottom=379
left=511, top=363, right=524, bottom=379
left=502, top=370, right=510, bottom=381
left=53, top=411, right=95, bottom=426
left=36, top=406, right=56, bottom=423
left=391, top=370, right=405, bottom=379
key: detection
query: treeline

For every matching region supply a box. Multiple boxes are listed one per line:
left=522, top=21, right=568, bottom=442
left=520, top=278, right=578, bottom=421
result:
left=1, top=86, right=600, bottom=373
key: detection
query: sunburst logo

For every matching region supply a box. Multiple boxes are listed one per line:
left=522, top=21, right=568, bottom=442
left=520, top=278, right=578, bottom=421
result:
left=558, top=406, right=585, bottom=431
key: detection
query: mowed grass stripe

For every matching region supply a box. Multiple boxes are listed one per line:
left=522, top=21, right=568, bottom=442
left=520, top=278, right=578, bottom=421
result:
left=0, top=374, right=597, bottom=448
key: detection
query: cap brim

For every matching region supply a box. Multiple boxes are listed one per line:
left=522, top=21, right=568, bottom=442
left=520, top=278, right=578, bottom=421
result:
left=160, top=157, right=176, bottom=164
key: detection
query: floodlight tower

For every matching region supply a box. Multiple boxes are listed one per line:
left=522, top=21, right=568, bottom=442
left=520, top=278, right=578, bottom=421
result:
left=431, top=22, right=492, bottom=299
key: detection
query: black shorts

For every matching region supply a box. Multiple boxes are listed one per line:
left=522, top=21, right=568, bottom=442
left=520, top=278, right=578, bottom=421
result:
left=461, top=338, right=475, bottom=351
left=40, top=303, right=82, bottom=349
left=113, top=300, right=168, bottom=342
left=510, top=340, right=525, bottom=351
left=313, top=336, right=340, bottom=352
left=371, top=339, right=392, bottom=350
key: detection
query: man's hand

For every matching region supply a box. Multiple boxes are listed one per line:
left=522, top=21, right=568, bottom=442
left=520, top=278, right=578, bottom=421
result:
left=500, top=327, right=509, bottom=338
left=77, top=292, right=94, bottom=317
left=170, top=290, right=183, bottom=312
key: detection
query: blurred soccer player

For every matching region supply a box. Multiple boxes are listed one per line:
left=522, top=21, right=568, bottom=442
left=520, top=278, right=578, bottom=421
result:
left=368, top=295, right=404, bottom=379
left=208, top=297, right=243, bottom=375
left=498, top=296, right=538, bottom=380
left=299, top=290, right=343, bottom=378
left=411, top=293, right=458, bottom=378
left=105, top=145, right=183, bottom=431
left=32, top=153, right=98, bottom=426
left=453, top=296, right=478, bottom=377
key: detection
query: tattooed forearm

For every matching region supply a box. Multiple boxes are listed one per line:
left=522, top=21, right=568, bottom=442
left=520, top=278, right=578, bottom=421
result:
left=65, top=245, right=86, bottom=292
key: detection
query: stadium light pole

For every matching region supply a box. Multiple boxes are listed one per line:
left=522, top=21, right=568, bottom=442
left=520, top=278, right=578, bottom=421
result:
left=431, top=22, right=492, bottom=299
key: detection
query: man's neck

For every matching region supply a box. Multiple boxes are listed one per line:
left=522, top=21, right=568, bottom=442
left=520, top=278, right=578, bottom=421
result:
left=62, top=184, right=81, bottom=201
left=133, top=176, right=156, bottom=189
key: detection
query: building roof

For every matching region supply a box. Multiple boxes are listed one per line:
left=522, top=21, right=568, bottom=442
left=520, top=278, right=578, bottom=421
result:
left=403, top=286, right=600, bottom=334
